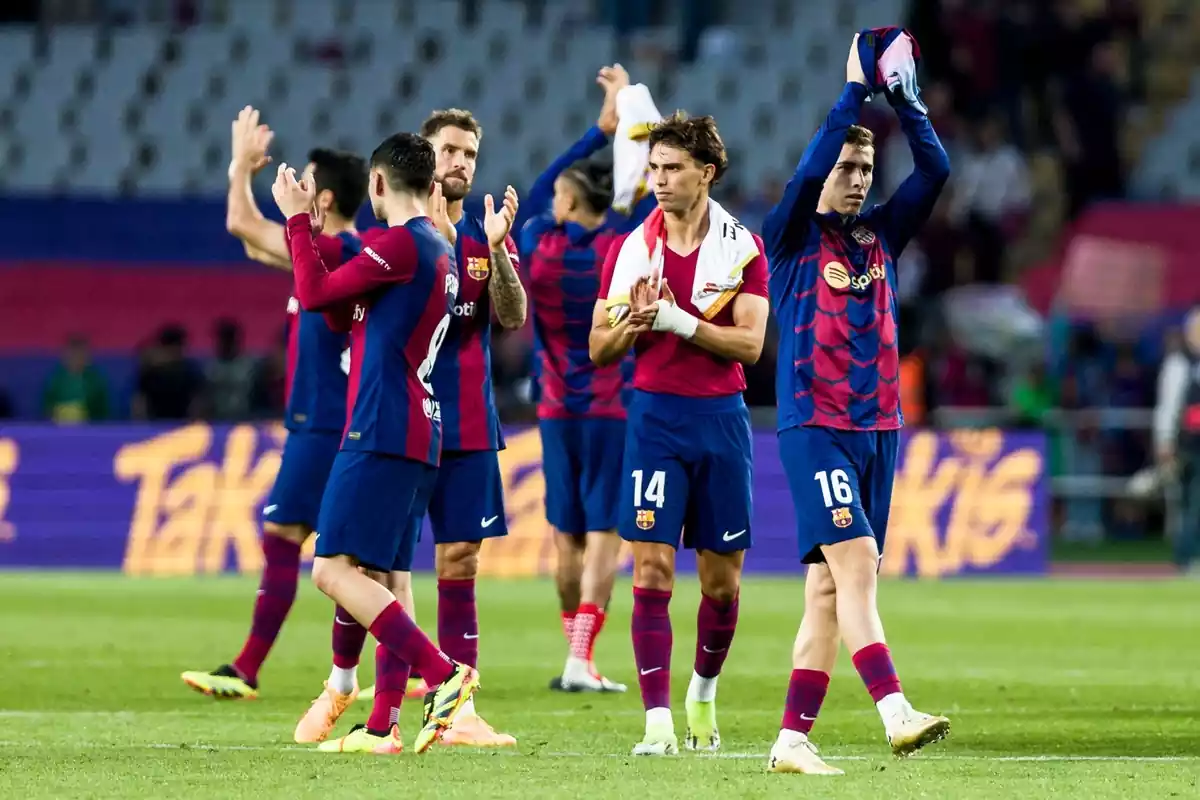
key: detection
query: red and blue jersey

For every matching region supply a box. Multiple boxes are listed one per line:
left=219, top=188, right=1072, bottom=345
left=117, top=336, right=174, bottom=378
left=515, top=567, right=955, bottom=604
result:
left=286, top=215, right=457, bottom=465
left=282, top=231, right=361, bottom=433
left=522, top=126, right=656, bottom=420
left=429, top=214, right=518, bottom=452
left=763, top=82, right=950, bottom=432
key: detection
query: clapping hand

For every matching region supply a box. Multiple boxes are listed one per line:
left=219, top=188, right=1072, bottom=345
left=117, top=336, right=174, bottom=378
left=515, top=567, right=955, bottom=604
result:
left=272, top=163, right=318, bottom=224
left=484, top=185, right=519, bottom=248
left=230, top=106, right=274, bottom=178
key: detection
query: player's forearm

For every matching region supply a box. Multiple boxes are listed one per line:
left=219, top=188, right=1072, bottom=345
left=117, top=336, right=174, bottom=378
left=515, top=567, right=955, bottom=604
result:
left=227, top=166, right=290, bottom=263
left=590, top=321, right=638, bottom=367
left=286, top=216, right=360, bottom=310
left=896, top=104, right=951, bottom=184
left=488, top=247, right=527, bottom=329
left=244, top=241, right=292, bottom=270
left=528, top=126, right=610, bottom=215
left=881, top=108, right=952, bottom=253
left=763, top=83, right=869, bottom=247
left=690, top=321, right=764, bottom=365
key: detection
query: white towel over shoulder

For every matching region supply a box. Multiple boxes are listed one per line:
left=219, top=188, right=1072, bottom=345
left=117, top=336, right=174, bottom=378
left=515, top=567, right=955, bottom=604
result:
left=604, top=199, right=759, bottom=323
left=611, top=83, right=661, bottom=215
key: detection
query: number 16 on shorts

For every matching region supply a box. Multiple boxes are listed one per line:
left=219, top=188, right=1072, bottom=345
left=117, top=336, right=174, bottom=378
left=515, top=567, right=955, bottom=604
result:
left=814, top=468, right=862, bottom=531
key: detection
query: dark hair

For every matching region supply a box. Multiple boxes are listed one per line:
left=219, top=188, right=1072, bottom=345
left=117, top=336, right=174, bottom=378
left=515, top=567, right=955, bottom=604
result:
left=845, top=125, right=875, bottom=149
left=562, top=160, right=613, bottom=214
left=370, top=133, right=436, bottom=195
left=419, top=108, right=483, bottom=141
left=307, top=148, right=368, bottom=219
left=647, top=112, right=729, bottom=184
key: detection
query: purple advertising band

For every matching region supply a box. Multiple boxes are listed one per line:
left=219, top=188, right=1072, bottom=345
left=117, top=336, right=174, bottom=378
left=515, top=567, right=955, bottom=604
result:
left=0, top=424, right=1048, bottom=578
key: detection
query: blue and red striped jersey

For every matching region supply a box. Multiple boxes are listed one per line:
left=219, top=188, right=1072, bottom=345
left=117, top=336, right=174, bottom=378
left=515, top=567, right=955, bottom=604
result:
left=428, top=214, right=517, bottom=452
left=287, top=215, right=458, bottom=465
left=282, top=230, right=359, bottom=433
left=763, top=82, right=950, bottom=432
left=521, top=126, right=656, bottom=420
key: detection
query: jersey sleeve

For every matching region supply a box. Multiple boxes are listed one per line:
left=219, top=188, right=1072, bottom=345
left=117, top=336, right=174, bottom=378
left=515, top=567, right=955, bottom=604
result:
left=322, top=303, right=355, bottom=333
left=740, top=234, right=770, bottom=298
left=287, top=217, right=418, bottom=311
left=504, top=233, right=521, bottom=273
left=598, top=232, right=630, bottom=298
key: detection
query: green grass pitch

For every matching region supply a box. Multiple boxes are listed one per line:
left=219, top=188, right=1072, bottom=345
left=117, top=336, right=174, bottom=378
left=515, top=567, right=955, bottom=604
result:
left=0, top=574, right=1197, bottom=799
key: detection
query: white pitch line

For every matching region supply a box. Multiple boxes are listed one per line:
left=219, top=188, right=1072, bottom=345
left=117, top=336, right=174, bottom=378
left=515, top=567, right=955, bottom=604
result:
left=0, top=740, right=1193, bottom=763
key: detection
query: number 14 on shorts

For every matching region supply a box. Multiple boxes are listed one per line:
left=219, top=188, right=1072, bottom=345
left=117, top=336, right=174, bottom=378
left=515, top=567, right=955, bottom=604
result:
left=632, top=469, right=666, bottom=508
left=814, top=469, right=854, bottom=507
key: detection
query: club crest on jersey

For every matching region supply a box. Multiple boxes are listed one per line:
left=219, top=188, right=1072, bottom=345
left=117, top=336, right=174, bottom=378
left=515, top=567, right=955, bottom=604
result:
left=831, top=507, right=853, bottom=528
left=851, top=226, right=876, bottom=245
left=466, top=256, right=489, bottom=281
left=635, top=509, right=656, bottom=530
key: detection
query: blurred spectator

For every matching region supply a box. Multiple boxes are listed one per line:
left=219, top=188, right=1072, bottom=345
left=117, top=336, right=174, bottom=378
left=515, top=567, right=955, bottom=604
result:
left=250, top=332, right=288, bottom=420
left=1008, top=362, right=1055, bottom=428
left=41, top=336, right=111, bottom=424
left=205, top=319, right=257, bottom=421
left=133, top=325, right=205, bottom=421
left=1053, top=38, right=1126, bottom=218
left=950, top=115, right=1031, bottom=283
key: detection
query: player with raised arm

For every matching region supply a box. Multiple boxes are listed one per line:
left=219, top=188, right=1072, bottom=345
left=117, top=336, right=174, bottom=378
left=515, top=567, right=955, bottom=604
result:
left=295, top=109, right=522, bottom=748
left=181, top=107, right=372, bottom=703
left=525, top=65, right=654, bottom=694
left=761, top=30, right=952, bottom=775
left=591, top=113, right=770, bottom=755
left=272, top=132, right=477, bottom=755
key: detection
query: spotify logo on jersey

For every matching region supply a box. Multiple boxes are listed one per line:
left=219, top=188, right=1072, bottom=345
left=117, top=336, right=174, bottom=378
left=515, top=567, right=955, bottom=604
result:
left=822, top=262, right=852, bottom=290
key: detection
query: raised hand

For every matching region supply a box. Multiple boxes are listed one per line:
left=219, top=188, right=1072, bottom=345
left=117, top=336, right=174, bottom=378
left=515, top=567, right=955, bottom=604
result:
left=629, top=275, right=661, bottom=313
left=596, top=63, right=630, bottom=136
left=429, top=181, right=457, bottom=247
left=484, top=185, right=519, bottom=248
left=272, top=162, right=317, bottom=220
left=230, top=105, right=274, bottom=178
left=846, top=34, right=868, bottom=87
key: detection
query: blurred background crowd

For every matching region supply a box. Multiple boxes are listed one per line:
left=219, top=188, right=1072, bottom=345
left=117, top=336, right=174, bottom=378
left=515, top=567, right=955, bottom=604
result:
left=1, top=0, right=1199, bottom=562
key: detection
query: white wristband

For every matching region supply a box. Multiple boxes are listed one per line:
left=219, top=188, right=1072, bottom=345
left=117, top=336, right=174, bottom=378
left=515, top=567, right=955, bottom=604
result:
left=651, top=299, right=698, bottom=339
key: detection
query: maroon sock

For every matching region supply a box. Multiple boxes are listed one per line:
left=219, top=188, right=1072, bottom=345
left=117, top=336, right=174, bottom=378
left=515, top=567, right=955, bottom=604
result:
left=232, top=534, right=301, bottom=683
left=437, top=578, right=478, bottom=668
left=631, top=587, right=672, bottom=710
left=693, top=592, right=739, bottom=679
left=851, top=642, right=903, bottom=702
left=781, top=669, right=830, bottom=734
left=331, top=605, right=368, bottom=669
left=369, top=602, right=454, bottom=686
left=366, top=643, right=411, bottom=734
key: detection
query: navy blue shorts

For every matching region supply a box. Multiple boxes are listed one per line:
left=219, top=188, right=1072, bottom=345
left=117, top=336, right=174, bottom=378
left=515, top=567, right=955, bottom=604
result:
left=315, top=451, right=437, bottom=573
left=539, top=417, right=625, bottom=536
left=263, top=430, right=342, bottom=530
left=427, top=449, right=508, bottom=545
left=779, top=426, right=898, bottom=564
left=619, top=391, right=753, bottom=553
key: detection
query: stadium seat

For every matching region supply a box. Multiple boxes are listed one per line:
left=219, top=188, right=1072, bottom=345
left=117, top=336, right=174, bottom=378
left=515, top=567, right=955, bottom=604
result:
left=0, top=0, right=920, bottom=196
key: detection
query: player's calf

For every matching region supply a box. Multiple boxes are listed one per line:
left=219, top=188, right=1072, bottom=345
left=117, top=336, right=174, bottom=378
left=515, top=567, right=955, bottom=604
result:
left=683, top=551, right=743, bottom=751
left=822, top=538, right=950, bottom=755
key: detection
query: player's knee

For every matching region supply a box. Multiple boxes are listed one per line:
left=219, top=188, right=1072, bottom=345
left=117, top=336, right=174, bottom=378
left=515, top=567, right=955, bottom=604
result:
left=311, top=556, right=353, bottom=598
left=436, top=541, right=480, bottom=580
left=824, top=538, right=879, bottom=598
left=632, top=545, right=675, bottom=590
left=264, top=522, right=309, bottom=545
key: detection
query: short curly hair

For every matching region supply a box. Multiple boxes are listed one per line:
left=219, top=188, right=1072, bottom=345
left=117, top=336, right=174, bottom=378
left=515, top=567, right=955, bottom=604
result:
left=647, top=112, right=728, bottom=184
left=420, top=108, right=483, bottom=142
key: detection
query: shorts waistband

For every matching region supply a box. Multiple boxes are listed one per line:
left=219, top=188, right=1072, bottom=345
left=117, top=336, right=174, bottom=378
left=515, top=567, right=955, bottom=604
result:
left=629, top=389, right=746, bottom=416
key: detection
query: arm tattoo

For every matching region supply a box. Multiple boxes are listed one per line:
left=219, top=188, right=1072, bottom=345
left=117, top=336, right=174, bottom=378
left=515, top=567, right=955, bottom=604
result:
left=488, top=246, right=527, bottom=329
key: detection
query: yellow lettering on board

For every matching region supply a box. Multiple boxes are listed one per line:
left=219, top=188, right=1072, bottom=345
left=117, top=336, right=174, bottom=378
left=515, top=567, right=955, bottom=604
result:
left=882, top=430, right=1043, bottom=578
left=114, top=425, right=285, bottom=576
left=0, top=438, right=19, bottom=542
